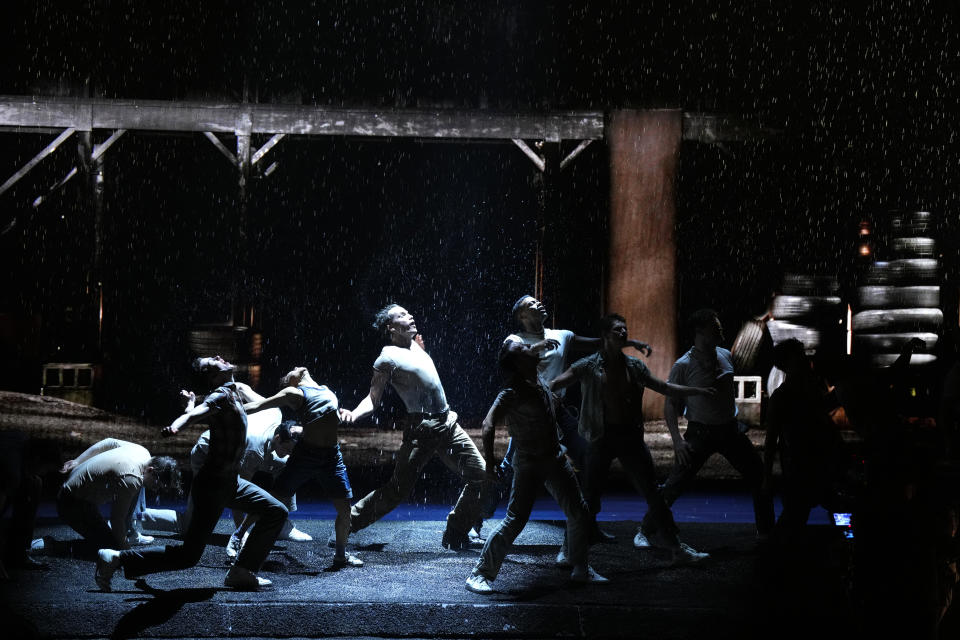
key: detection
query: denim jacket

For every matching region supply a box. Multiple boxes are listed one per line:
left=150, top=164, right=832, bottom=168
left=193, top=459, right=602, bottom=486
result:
left=569, top=352, right=666, bottom=441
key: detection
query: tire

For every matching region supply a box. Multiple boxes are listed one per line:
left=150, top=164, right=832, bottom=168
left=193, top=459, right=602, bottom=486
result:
left=771, top=295, right=842, bottom=321
left=889, top=210, right=932, bottom=236
left=863, top=259, right=938, bottom=285
left=782, top=273, right=839, bottom=296
left=891, top=237, right=936, bottom=258
left=853, top=332, right=939, bottom=352
left=767, top=320, right=822, bottom=351
left=852, top=308, right=943, bottom=332
left=731, top=318, right=768, bottom=375
left=856, top=286, right=940, bottom=309
left=868, top=353, right=938, bottom=368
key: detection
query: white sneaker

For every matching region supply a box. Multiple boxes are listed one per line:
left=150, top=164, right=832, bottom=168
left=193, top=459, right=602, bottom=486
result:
left=570, top=565, right=609, bottom=584
left=126, top=532, right=155, bottom=546
left=332, top=553, right=364, bottom=568
left=672, top=542, right=709, bottom=564
left=465, top=573, right=494, bottom=594
left=633, top=531, right=651, bottom=548
left=555, top=550, right=573, bottom=568
left=30, top=538, right=45, bottom=552
left=95, top=549, right=121, bottom=592
left=285, top=526, right=313, bottom=542
left=224, top=565, right=272, bottom=590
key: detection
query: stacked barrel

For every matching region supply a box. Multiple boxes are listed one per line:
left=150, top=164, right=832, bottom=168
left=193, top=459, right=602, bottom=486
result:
left=767, top=273, right=844, bottom=356
left=853, top=211, right=941, bottom=368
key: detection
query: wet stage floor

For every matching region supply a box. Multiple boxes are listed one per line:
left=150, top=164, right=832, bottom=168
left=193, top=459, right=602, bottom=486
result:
left=7, top=491, right=849, bottom=640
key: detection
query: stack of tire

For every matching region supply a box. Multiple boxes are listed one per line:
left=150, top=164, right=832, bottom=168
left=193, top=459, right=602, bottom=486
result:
left=853, top=211, right=941, bottom=368
left=188, top=324, right=264, bottom=387
left=767, top=273, right=844, bottom=356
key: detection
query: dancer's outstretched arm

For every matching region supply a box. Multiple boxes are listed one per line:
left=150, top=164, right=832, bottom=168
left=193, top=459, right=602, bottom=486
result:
left=340, top=367, right=390, bottom=423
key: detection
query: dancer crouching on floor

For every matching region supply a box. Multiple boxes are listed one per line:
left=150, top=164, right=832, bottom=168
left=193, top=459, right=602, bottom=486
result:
left=95, top=356, right=287, bottom=591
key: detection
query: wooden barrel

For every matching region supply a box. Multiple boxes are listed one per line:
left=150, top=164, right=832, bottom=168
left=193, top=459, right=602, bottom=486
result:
left=731, top=318, right=771, bottom=375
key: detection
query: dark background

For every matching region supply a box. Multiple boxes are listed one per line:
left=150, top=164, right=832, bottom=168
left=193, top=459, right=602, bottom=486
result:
left=0, top=1, right=957, bottom=424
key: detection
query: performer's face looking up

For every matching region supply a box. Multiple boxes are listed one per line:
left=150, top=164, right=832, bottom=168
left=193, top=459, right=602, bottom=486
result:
left=387, top=306, right=418, bottom=341
left=198, top=355, right=235, bottom=384
left=516, top=296, right=547, bottom=326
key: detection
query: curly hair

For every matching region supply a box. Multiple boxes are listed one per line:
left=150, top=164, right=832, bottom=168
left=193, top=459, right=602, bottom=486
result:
left=148, top=456, right=183, bottom=496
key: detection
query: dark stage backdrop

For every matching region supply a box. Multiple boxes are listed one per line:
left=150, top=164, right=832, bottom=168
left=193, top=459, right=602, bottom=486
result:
left=6, top=134, right=607, bottom=423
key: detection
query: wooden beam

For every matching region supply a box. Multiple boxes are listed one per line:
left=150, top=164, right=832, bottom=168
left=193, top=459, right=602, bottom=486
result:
left=559, top=139, right=594, bottom=170
left=32, top=167, right=77, bottom=208
left=682, top=113, right=780, bottom=142
left=0, top=96, right=604, bottom=141
left=92, top=129, right=126, bottom=161
left=31, top=130, right=125, bottom=208
left=0, top=127, right=75, bottom=198
left=251, top=133, right=284, bottom=165
left=511, top=139, right=545, bottom=172
left=203, top=132, right=239, bottom=167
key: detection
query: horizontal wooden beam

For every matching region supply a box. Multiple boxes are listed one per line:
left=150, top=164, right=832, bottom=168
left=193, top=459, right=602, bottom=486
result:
left=0, top=96, right=604, bottom=141
left=681, top=113, right=780, bottom=142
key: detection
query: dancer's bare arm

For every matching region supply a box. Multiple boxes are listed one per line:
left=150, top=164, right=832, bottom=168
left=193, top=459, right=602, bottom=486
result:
left=340, top=368, right=390, bottom=423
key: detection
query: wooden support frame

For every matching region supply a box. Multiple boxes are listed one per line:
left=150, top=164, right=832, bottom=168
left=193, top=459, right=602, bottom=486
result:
left=0, top=96, right=605, bottom=141
left=512, top=138, right=595, bottom=173
left=32, top=130, right=126, bottom=208
left=0, top=127, right=75, bottom=197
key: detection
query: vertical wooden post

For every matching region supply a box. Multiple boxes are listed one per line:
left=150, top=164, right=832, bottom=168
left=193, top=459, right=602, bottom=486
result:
left=535, top=142, right=561, bottom=320
left=77, top=131, right=103, bottom=355
left=233, top=108, right=252, bottom=327
left=607, top=110, right=682, bottom=419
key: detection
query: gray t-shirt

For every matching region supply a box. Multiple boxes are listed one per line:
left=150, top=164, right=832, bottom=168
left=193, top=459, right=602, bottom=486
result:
left=504, top=328, right=575, bottom=391
left=62, top=439, right=149, bottom=505
left=493, top=379, right=560, bottom=458
left=374, top=342, right=448, bottom=414
left=669, top=347, right=738, bottom=425
left=190, top=408, right=284, bottom=479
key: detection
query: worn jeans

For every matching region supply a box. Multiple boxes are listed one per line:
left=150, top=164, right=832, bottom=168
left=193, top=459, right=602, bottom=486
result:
left=119, top=469, right=287, bottom=577
left=475, top=450, right=589, bottom=580
left=642, top=420, right=775, bottom=536
left=56, top=487, right=137, bottom=549
left=351, top=413, right=486, bottom=537
left=584, top=425, right=679, bottom=543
